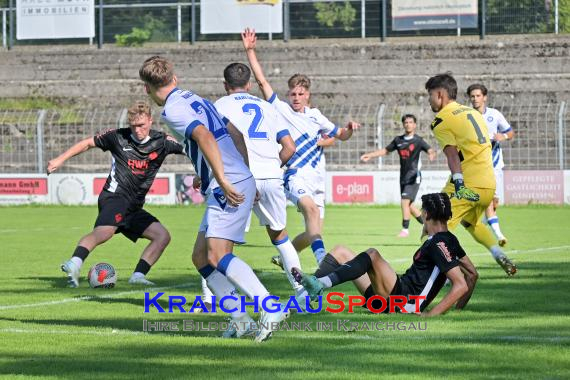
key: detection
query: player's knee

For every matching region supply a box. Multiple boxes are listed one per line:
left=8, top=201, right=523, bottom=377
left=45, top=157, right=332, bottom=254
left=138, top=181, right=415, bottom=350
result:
left=365, top=248, right=382, bottom=261
left=330, top=245, right=355, bottom=263
left=303, top=202, right=320, bottom=220
left=160, top=230, right=171, bottom=249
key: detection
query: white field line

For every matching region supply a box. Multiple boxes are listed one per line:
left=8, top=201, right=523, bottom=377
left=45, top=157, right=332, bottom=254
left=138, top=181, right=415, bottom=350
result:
left=389, top=245, right=570, bottom=264
left=0, top=245, right=568, bottom=312
left=0, top=226, right=82, bottom=233
left=0, top=327, right=568, bottom=344
left=0, top=282, right=194, bottom=311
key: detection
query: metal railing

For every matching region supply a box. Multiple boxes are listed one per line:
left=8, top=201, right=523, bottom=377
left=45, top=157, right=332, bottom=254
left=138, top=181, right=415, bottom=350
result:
left=1, top=100, right=568, bottom=174
left=1, top=0, right=567, bottom=49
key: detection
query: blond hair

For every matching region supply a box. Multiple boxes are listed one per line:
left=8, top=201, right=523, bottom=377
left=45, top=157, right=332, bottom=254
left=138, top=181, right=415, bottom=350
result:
left=139, top=56, right=174, bottom=88
left=288, top=74, right=311, bottom=90
left=127, top=101, right=152, bottom=124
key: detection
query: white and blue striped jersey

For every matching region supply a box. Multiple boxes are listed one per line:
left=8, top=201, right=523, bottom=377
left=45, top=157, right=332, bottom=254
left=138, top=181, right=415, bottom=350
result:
left=268, top=93, right=338, bottom=173
left=214, top=92, right=290, bottom=180
left=160, top=88, right=251, bottom=195
left=483, top=107, right=512, bottom=170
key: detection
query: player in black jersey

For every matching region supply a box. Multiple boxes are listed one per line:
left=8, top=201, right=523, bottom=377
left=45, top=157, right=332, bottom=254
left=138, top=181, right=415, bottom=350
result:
left=293, top=193, right=478, bottom=316
left=361, top=114, right=436, bottom=238
left=47, top=102, right=184, bottom=287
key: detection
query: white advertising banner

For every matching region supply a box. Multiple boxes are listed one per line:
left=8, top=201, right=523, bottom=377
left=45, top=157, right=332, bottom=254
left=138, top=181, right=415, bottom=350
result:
left=392, top=0, right=478, bottom=31
left=17, top=0, right=95, bottom=40
left=200, top=0, right=282, bottom=34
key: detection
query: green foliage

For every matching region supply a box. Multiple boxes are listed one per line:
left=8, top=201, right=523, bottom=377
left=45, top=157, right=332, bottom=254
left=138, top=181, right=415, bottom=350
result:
left=486, top=0, right=551, bottom=33
left=114, top=27, right=151, bottom=47
left=0, top=98, right=59, bottom=110
left=560, top=0, right=570, bottom=33
left=314, top=1, right=356, bottom=31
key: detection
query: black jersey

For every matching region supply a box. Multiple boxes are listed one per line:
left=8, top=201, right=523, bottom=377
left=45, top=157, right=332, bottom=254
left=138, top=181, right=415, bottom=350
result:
left=385, top=134, right=431, bottom=185
left=94, top=128, right=184, bottom=206
left=399, top=231, right=466, bottom=311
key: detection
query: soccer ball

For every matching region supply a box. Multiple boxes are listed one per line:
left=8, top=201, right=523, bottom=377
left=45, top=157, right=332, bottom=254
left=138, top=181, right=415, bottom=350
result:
left=87, top=262, right=117, bottom=288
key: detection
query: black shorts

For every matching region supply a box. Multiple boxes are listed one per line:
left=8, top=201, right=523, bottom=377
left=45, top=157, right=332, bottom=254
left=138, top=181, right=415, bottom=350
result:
left=95, top=191, right=158, bottom=242
left=400, top=182, right=420, bottom=201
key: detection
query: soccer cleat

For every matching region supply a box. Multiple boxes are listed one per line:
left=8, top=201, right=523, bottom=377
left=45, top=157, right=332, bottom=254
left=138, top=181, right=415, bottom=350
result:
left=270, top=255, right=284, bottom=270
left=495, top=255, right=517, bottom=276
left=397, top=229, right=409, bottom=238
left=128, top=274, right=156, bottom=286
left=222, top=315, right=257, bottom=339
left=61, top=260, right=80, bottom=288
left=497, top=235, right=508, bottom=247
left=254, top=306, right=289, bottom=343
left=291, top=268, right=324, bottom=299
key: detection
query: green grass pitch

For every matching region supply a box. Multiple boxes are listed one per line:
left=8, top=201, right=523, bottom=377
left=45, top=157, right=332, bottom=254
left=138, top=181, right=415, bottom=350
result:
left=0, top=204, right=569, bottom=379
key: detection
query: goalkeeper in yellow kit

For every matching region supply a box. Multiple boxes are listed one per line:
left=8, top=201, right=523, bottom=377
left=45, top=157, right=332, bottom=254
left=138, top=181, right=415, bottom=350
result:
left=424, top=73, right=516, bottom=276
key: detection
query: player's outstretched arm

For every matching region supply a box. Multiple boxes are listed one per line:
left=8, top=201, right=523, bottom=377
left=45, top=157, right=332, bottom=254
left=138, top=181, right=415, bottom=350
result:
left=191, top=125, right=244, bottom=207
left=47, top=137, right=96, bottom=174
left=422, top=266, right=468, bottom=317
left=361, top=148, right=388, bottom=162
left=443, top=145, right=479, bottom=201
left=241, top=28, right=274, bottom=101
left=456, top=256, right=478, bottom=310
left=335, top=121, right=360, bottom=141
left=427, top=148, right=437, bottom=161
left=278, top=134, right=296, bottom=166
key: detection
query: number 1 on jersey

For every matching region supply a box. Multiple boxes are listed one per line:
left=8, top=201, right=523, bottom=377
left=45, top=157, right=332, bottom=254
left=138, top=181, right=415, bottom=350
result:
left=467, top=114, right=487, bottom=144
left=242, top=103, right=267, bottom=139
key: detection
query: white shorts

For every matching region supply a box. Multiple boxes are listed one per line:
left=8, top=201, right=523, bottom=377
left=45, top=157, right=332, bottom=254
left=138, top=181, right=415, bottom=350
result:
left=199, top=176, right=256, bottom=244
left=494, top=168, right=504, bottom=202
left=284, top=169, right=325, bottom=219
left=253, top=178, right=287, bottom=231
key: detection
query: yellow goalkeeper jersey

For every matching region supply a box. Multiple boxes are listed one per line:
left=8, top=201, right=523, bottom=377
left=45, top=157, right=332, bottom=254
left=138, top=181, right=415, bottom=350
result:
left=431, top=102, right=495, bottom=189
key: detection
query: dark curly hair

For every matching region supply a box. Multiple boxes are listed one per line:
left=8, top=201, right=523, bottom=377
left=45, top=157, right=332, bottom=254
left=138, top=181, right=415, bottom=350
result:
left=421, top=193, right=452, bottom=222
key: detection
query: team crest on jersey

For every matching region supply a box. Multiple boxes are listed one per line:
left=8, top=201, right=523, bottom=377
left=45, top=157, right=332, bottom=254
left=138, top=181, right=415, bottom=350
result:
left=430, top=117, right=443, bottom=130
left=487, top=116, right=494, bottom=122
left=115, top=213, right=123, bottom=223
left=149, top=151, right=158, bottom=160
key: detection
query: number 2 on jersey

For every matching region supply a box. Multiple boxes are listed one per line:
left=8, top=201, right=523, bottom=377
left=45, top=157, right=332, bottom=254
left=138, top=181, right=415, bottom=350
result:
left=467, top=114, right=487, bottom=144
left=242, top=103, right=267, bottom=139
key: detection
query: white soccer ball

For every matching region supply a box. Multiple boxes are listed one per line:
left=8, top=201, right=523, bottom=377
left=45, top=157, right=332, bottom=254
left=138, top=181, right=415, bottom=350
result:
left=88, top=262, right=117, bottom=288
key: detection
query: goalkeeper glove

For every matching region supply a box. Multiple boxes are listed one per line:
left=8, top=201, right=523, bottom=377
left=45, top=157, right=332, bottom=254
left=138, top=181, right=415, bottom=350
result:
left=452, top=173, right=480, bottom=201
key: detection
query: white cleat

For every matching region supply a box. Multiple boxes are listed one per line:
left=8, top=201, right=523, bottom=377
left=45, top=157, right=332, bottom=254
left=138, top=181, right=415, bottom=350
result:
left=61, top=260, right=80, bottom=288
left=254, top=305, right=289, bottom=343
left=128, top=274, right=156, bottom=286
left=222, top=315, right=257, bottom=339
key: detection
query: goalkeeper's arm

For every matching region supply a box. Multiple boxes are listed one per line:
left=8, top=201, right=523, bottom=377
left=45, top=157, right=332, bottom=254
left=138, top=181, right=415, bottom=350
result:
left=442, top=145, right=479, bottom=201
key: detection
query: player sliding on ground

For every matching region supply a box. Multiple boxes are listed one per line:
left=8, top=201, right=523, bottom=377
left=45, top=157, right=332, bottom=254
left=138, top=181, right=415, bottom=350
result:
left=48, top=102, right=185, bottom=287
left=292, top=193, right=479, bottom=316
left=425, top=73, right=517, bottom=275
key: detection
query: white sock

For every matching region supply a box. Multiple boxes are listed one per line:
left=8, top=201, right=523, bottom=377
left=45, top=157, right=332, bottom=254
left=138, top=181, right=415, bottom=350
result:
left=487, top=216, right=505, bottom=239
left=490, top=245, right=504, bottom=260
left=273, top=237, right=304, bottom=293
left=219, top=254, right=270, bottom=310
left=204, top=269, right=246, bottom=319
left=201, top=277, right=214, bottom=304
left=70, top=257, right=83, bottom=269
left=317, top=276, right=333, bottom=288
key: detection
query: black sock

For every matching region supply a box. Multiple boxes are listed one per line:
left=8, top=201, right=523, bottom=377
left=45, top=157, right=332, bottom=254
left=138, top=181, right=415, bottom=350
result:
left=134, top=259, right=151, bottom=275
left=72, top=246, right=90, bottom=261
left=363, top=285, right=385, bottom=311
left=329, top=252, right=372, bottom=286
left=402, top=219, right=410, bottom=229
left=314, top=253, right=341, bottom=278
left=415, top=215, right=424, bottom=224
